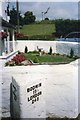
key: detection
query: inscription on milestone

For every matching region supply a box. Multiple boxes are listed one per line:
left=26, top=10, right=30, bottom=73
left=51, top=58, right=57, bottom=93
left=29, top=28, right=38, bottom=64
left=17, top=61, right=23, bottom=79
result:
left=27, top=83, right=42, bottom=104
left=13, top=84, right=17, bottom=101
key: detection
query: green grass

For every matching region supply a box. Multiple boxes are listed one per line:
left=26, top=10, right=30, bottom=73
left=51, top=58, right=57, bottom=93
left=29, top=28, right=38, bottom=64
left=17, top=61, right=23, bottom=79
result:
left=20, top=24, right=55, bottom=36
left=24, top=53, right=76, bottom=64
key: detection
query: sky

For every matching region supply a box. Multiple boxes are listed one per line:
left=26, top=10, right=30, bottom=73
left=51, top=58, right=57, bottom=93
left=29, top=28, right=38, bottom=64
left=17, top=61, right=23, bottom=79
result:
left=1, top=0, right=80, bottom=20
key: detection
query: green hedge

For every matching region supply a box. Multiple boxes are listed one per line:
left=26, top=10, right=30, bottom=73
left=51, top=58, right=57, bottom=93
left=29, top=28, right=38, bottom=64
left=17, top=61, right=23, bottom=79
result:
left=55, top=19, right=80, bottom=38
left=16, top=36, right=28, bottom=40
left=17, top=34, right=55, bottom=40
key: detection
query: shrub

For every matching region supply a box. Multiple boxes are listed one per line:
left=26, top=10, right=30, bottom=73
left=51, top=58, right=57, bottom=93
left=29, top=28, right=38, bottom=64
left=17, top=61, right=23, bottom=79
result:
left=49, top=46, right=52, bottom=55
left=5, top=61, right=15, bottom=66
left=56, top=53, right=60, bottom=56
left=70, top=48, right=74, bottom=58
left=24, top=46, right=28, bottom=53
left=16, top=34, right=55, bottom=40
left=28, top=34, right=55, bottom=40
left=18, top=51, right=21, bottom=54
left=55, top=19, right=80, bottom=38
left=15, top=32, right=28, bottom=40
left=12, top=54, right=26, bottom=65
left=28, top=50, right=39, bottom=54
left=16, top=35, right=28, bottom=40
left=0, top=31, right=8, bottom=40
left=15, top=32, right=24, bottom=37
left=73, top=56, right=79, bottom=59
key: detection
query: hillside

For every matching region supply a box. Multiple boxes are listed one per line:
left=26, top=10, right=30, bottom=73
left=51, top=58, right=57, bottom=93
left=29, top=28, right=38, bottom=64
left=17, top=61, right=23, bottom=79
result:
left=20, top=24, right=55, bottom=36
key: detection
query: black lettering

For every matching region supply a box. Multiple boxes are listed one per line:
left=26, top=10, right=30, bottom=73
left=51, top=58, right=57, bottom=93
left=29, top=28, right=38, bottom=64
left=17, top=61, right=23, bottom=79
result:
left=27, top=88, right=30, bottom=92
left=37, top=92, right=40, bottom=96
left=32, top=94, right=35, bottom=98
left=30, top=95, right=33, bottom=100
left=33, top=94, right=36, bottom=98
left=39, top=83, right=41, bottom=87
left=37, top=97, right=39, bottom=101
left=35, top=84, right=38, bottom=88
left=31, top=87, right=33, bottom=91
left=34, top=94, right=37, bottom=98
left=32, top=100, right=34, bottom=104
left=39, top=91, right=42, bottom=95
left=28, top=97, right=30, bottom=102
left=33, top=90, right=34, bottom=94
left=33, top=86, right=35, bottom=90
left=35, top=98, right=36, bottom=102
left=33, top=89, right=37, bottom=94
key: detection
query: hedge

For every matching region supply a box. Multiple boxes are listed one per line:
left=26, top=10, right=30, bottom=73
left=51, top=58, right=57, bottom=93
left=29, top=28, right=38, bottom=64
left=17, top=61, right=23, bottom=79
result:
left=55, top=19, right=80, bottom=38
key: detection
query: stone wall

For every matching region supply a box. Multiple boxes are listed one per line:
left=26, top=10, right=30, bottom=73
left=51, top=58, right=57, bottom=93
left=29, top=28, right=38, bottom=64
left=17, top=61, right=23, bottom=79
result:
left=15, top=40, right=80, bottom=56
left=56, top=41, right=79, bottom=56
left=1, top=60, right=79, bottom=118
left=15, top=40, right=56, bottom=53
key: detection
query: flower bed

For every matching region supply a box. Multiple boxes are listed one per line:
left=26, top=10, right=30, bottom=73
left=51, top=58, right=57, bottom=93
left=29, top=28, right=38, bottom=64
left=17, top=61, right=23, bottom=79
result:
left=15, top=33, right=24, bottom=38
left=5, top=53, right=33, bottom=66
left=15, top=32, right=28, bottom=40
left=12, top=54, right=26, bottom=64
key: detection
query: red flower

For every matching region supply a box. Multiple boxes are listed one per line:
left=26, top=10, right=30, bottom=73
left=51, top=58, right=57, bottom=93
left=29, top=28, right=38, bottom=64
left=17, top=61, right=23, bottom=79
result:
left=12, top=54, right=26, bottom=64
left=0, top=32, right=8, bottom=39
left=15, top=33, right=24, bottom=38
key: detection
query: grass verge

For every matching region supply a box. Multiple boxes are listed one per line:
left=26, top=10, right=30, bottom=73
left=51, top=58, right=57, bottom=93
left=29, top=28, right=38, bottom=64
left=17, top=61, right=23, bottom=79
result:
left=23, top=53, right=77, bottom=64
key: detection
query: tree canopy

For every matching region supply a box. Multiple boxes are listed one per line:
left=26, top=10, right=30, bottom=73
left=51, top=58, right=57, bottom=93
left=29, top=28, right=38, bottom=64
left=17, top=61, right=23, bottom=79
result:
left=9, top=8, right=36, bottom=26
left=55, top=19, right=80, bottom=37
left=9, top=7, right=23, bottom=26
left=24, top=11, right=36, bottom=24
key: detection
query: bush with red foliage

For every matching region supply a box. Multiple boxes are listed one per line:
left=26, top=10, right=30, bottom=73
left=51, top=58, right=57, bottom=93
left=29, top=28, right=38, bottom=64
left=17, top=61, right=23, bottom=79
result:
left=12, top=54, right=26, bottom=64
left=5, top=53, right=34, bottom=66
left=0, top=32, right=8, bottom=39
left=15, top=32, right=24, bottom=38
left=15, top=32, right=28, bottom=40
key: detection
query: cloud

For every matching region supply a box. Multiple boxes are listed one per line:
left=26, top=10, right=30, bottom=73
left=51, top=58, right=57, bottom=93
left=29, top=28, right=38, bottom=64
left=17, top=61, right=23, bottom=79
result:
left=51, top=2, right=78, bottom=19
left=17, top=2, right=78, bottom=20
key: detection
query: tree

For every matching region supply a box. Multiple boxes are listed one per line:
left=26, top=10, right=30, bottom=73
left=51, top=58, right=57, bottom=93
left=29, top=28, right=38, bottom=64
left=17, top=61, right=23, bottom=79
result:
left=49, top=46, right=52, bottom=55
left=9, top=7, right=23, bottom=26
left=55, top=19, right=80, bottom=38
left=45, top=17, right=49, bottom=20
left=24, top=46, right=28, bottom=53
left=24, top=11, right=36, bottom=24
left=70, top=48, right=74, bottom=58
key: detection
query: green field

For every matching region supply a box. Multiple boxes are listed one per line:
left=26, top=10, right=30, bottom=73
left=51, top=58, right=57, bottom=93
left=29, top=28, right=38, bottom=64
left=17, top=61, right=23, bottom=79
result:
left=20, top=24, right=55, bottom=36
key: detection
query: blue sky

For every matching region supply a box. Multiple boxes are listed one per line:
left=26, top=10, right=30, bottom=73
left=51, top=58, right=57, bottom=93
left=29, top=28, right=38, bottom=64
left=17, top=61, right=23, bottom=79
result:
left=8, top=1, right=79, bottom=20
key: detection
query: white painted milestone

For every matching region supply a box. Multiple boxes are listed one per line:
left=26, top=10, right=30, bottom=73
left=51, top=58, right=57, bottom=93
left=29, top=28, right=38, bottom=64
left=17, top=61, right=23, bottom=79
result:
left=11, top=71, right=46, bottom=118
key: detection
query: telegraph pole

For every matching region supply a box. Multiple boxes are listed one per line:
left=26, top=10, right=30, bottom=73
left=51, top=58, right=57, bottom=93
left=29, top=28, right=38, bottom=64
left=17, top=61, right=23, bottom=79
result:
left=16, top=0, right=20, bottom=33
